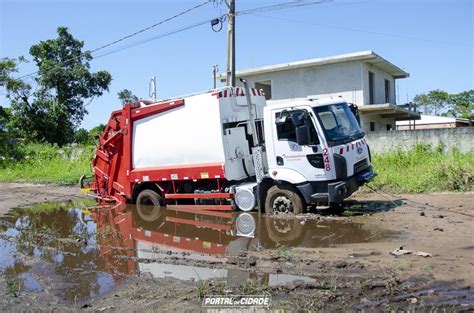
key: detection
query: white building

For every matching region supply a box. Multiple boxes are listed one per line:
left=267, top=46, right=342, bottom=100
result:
left=396, top=114, right=471, bottom=130
left=220, top=51, right=420, bottom=132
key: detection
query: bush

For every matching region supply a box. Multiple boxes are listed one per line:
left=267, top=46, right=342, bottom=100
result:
left=0, top=141, right=95, bottom=184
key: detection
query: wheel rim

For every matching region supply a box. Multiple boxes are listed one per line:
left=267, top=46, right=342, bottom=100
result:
left=272, top=195, right=294, bottom=213
left=271, top=218, right=293, bottom=234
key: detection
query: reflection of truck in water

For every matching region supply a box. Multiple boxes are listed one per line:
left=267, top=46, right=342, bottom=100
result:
left=84, top=81, right=375, bottom=212
left=88, top=204, right=383, bottom=283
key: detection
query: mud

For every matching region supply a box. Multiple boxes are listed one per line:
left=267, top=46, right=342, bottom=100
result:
left=0, top=190, right=473, bottom=311
left=0, top=182, right=86, bottom=215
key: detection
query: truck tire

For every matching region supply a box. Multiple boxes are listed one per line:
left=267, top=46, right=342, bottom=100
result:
left=265, top=185, right=304, bottom=214
left=136, top=189, right=164, bottom=222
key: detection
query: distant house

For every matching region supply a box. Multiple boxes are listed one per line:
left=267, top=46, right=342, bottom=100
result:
left=220, top=50, right=420, bottom=132
left=396, top=115, right=472, bottom=130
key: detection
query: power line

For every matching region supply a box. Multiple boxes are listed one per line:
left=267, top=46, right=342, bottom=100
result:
left=89, top=1, right=211, bottom=54
left=249, top=13, right=472, bottom=47
left=92, top=17, right=221, bottom=59
left=15, top=0, right=211, bottom=80
left=236, top=0, right=332, bottom=15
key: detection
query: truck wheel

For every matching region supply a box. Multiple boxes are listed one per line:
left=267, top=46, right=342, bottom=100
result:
left=136, top=189, right=164, bottom=222
left=265, top=185, right=304, bottom=214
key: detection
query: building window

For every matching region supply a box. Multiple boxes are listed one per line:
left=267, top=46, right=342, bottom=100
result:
left=386, top=124, right=392, bottom=131
left=255, top=81, right=272, bottom=100
left=368, top=71, right=375, bottom=104
left=384, top=79, right=390, bottom=103
left=370, top=121, right=375, bottom=131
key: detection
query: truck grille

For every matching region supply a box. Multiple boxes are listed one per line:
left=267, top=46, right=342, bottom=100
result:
left=354, top=159, right=368, bottom=174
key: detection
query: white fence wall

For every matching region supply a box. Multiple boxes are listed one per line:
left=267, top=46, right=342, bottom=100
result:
left=365, top=127, right=474, bottom=153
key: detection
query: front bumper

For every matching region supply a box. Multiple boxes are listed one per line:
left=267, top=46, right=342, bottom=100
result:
left=297, top=167, right=377, bottom=205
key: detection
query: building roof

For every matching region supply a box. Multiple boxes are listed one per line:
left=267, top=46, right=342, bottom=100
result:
left=358, top=103, right=420, bottom=121
left=396, top=114, right=471, bottom=125
left=220, top=51, right=409, bottom=82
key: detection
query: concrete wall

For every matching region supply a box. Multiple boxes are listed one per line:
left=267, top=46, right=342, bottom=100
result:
left=365, top=127, right=474, bottom=153
left=362, top=63, right=396, bottom=105
left=360, top=114, right=396, bottom=132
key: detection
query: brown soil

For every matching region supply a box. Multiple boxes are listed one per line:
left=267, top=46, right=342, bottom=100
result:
left=0, top=182, right=86, bottom=215
left=0, top=184, right=472, bottom=311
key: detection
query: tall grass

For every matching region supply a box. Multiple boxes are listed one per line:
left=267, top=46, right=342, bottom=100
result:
left=0, top=141, right=472, bottom=192
left=0, top=142, right=95, bottom=185
left=369, top=143, right=474, bottom=193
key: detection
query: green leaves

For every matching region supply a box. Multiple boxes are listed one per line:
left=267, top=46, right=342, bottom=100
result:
left=1, top=27, right=112, bottom=145
left=117, top=89, right=139, bottom=104
left=413, top=89, right=473, bottom=122
left=413, top=89, right=449, bottom=115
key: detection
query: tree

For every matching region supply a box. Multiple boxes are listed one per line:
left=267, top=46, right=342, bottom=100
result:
left=88, top=124, right=105, bottom=140
left=117, top=89, right=139, bottom=104
left=1, top=27, right=112, bottom=145
left=413, top=89, right=449, bottom=115
left=0, top=106, right=9, bottom=132
left=73, top=128, right=90, bottom=144
left=73, top=124, right=105, bottom=145
left=448, top=90, right=474, bottom=124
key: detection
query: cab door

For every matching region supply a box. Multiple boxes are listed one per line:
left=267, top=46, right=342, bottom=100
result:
left=270, top=108, right=327, bottom=182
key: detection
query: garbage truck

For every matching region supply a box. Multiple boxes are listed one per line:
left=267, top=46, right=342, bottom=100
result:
left=82, top=79, right=375, bottom=213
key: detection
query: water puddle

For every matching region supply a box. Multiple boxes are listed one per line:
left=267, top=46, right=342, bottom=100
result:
left=0, top=201, right=395, bottom=302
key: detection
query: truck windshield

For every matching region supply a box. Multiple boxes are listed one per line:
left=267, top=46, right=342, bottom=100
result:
left=313, top=102, right=363, bottom=146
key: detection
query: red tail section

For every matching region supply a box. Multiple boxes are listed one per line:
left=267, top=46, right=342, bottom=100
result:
left=90, top=99, right=186, bottom=203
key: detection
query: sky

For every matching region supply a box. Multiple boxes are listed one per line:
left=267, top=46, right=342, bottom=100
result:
left=1, top=0, right=473, bottom=130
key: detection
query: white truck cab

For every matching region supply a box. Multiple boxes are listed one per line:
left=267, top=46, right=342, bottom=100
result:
left=245, top=96, right=376, bottom=214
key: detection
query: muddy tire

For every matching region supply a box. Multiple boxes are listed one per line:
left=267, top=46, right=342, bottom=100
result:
left=265, top=185, right=304, bottom=214
left=136, top=189, right=164, bottom=222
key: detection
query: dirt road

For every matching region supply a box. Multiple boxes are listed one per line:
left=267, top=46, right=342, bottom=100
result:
left=0, top=184, right=472, bottom=311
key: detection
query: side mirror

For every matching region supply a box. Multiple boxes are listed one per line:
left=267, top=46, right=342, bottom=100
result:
left=291, top=112, right=305, bottom=127
left=295, top=125, right=310, bottom=146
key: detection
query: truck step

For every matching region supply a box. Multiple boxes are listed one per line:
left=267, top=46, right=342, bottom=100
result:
left=165, top=193, right=232, bottom=200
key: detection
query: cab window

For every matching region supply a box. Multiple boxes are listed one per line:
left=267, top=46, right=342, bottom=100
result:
left=275, top=110, right=318, bottom=144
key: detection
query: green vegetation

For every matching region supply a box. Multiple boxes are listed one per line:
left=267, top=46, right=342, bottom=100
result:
left=414, top=89, right=473, bottom=121
left=369, top=143, right=474, bottom=193
left=195, top=279, right=208, bottom=299
left=0, top=27, right=111, bottom=146
left=0, top=141, right=472, bottom=192
left=0, top=141, right=94, bottom=184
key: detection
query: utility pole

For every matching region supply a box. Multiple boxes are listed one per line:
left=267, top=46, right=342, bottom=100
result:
left=226, top=0, right=235, bottom=87
left=212, top=64, right=219, bottom=89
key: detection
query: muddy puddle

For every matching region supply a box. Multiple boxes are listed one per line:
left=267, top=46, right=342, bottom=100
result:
left=0, top=201, right=397, bottom=303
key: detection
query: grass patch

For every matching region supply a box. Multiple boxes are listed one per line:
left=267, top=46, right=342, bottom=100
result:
left=0, top=142, right=95, bottom=185
left=195, top=279, right=208, bottom=299
left=368, top=144, right=474, bottom=193
left=1, top=141, right=472, bottom=193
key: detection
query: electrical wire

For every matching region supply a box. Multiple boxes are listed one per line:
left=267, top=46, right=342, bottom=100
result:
left=236, top=0, right=331, bottom=16
left=248, top=13, right=472, bottom=47
left=89, top=1, right=210, bottom=54
left=15, top=0, right=211, bottom=80
left=92, top=16, right=222, bottom=60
